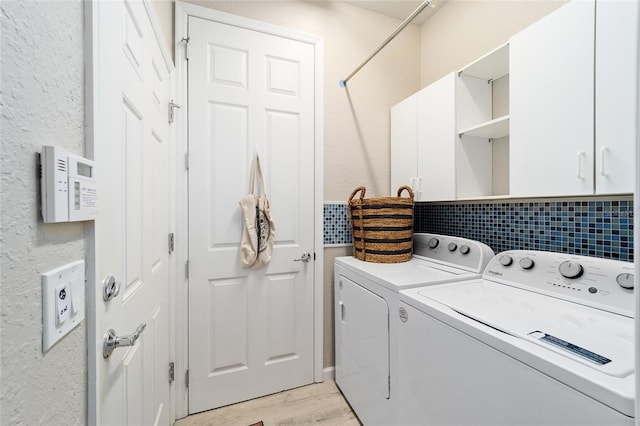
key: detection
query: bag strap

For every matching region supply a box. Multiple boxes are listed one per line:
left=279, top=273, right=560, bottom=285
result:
left=249, top=154, right=268, bottom=197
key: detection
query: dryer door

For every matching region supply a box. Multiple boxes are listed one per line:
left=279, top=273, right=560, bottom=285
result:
left=336, top=275, right=390, bottom=399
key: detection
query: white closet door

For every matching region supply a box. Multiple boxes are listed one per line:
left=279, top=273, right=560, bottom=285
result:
left=187, top=15, right=316, bottom=413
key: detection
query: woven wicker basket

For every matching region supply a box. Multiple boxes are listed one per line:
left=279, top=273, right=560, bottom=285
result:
left=348, top=186, right=415, bottom=263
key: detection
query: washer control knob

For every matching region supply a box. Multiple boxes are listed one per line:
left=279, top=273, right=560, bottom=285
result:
left=588, top=287, right=598, bottom=294
left=616, top=273, right=635, bottom=289
left=519, top=258, right=535, bottom=270
left=499, top=255, right=513, bottom=266
left=428, top=238, right=440, bottom=249
left=459, top=245, right=470, bottom=255
left=558, top=261, right=584, bottom=279
left=447, top=242, right=457, bottom=252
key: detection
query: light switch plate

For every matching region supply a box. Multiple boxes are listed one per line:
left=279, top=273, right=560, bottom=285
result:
left=42, top=260, right=85, bottom=352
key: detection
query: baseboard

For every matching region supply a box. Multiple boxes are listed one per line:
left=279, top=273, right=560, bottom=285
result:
left=322, top=366, right=335, bottom=381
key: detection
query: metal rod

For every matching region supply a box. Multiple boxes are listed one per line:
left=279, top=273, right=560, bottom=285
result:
left=339, top=0, right=433, bottom=87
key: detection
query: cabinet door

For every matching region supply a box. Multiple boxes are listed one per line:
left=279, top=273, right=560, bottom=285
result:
left=510, top=0, right=595, bottom=197
left=595, top=0, right=638, bottom=194
left=417, top=72, right=456, bottom=201
left=390, top=93, right=418, bottom=195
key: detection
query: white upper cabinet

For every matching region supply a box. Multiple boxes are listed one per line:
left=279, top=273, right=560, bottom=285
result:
left=391, top=0, right=637, bottom=201
left=595, top=0, right=638, bottom=194
left=417, top=72, right=456, bottom=201
left=391, top=73, right=456, bottom=201
left=390, top=93, right=418, bottom=195
left=510, top=0, right=595, bottom=197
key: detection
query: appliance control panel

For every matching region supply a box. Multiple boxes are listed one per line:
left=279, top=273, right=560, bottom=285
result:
left=413, top=233, right=495, bottom=274
left=484, top=250, right=635, bottom=317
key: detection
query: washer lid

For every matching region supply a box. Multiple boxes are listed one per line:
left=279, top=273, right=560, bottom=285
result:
left=335, top=256, right=476, bottom=291
left=417, top=281, right=635, bottom=378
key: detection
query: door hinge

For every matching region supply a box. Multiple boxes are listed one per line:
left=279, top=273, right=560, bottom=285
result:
left=185, top=152, right=189, bottom=170
left=185, top=369, right=190, bottom=387
left=180, top=36, right=190, bottom=61
left=168, top=233, right=175, bottom=254
left=185, top=260, right=189, bottom=279
left=169, top=362, right=175, bottom=383
left=168, top=100, right=182, bottom=124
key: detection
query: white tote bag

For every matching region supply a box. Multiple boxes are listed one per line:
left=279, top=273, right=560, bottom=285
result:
left=239, top=154, right=275, bottom=268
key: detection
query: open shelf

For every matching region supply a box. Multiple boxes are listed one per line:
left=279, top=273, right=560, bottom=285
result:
left=458, top=115, right=510, bottom=139
left=458, top=43, right=509, bottom=81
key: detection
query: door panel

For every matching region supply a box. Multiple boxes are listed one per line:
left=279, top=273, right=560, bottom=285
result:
left=188, top=16, right=316, bottom=413
left=90, top=1, right=172, bottom=424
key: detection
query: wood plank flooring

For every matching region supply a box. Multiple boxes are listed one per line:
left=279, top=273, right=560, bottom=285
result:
left=175, top=381, right=361, bottom=426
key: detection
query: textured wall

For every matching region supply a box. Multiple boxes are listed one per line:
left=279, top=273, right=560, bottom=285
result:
left=1, top=1, right=87, bottom=424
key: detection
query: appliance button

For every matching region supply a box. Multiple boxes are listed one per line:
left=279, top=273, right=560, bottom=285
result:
left=459, top=245, right=470, bottom=255
left=616, top=273, right=634, bottom=289
left=428, top=238, right=440, bottom=249
left=558, top=261, right=584, bottom=279
left=519, top=258, right=535, bottom=270
left=499, top=255, right=513, bottom=266
left=447, top=242, right=457, bottom=252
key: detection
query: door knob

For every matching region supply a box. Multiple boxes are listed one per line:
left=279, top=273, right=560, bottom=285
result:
left=103, top=323, right=146, bottom=359
left=293, top=252, right=311, bottom=262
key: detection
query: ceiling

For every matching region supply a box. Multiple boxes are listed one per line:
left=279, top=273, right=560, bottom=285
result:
left=341, top=0, right=444, bottom=25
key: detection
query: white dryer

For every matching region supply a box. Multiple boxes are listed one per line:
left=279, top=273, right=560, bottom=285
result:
left=334, top=233, right=494, bottom=425
left=398, top=250, right=635, bottom=426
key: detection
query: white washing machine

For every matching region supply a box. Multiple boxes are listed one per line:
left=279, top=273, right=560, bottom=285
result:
left=398, top=250, right=635, bottom=426
left=334, top=233, right=494, bottom=425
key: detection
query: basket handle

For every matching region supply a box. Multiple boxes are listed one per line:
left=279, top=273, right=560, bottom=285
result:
left=397, top=185, right=414, bottom=199
left=348, top=186, right=366, bottom=202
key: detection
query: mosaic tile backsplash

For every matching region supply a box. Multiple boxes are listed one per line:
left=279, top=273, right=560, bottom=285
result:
left=324, top=198, right=634, bottom=262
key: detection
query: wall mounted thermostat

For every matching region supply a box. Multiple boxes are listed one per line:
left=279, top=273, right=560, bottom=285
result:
left=40, top=145, right=97, bottom=223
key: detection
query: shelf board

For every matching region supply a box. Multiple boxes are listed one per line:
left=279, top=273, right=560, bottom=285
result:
left=458, top=115, right=510, bottom=139
left=458, top=43, right=509, bottom=81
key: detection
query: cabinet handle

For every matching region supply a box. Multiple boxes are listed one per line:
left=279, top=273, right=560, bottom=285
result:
left=576, top=151, right=585, bottom=179
left=600, top=147, right=609, bottom=176
left=417, top=176, right=422, bottom=199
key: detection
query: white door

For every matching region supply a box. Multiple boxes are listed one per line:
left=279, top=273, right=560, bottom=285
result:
left=390, top=93, right=418, bottom=196
left=187, top=16, right=317, bottom=413
left=595, top=0, right=638, bottom=194
left=418, top=72, right=456, bottom=201
left=88, top=1, right=173, bottom=424
left=509, top=0, right=595, bottom=197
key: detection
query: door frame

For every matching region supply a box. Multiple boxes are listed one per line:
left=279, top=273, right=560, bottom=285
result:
left=85, top=0, right=176, bottom=424
left=173, top=2, right=325, bottom=418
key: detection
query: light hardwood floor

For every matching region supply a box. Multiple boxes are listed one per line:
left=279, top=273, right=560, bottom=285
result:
left=175, top=381, right=361, bottom=426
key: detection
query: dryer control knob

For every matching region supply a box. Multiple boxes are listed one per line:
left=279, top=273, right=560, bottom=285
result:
left=499, top=255, right=513, bottom=266
left=558, top=261, right=584, bottom=279
left=447, top=242, right=457, bottom=252
left=519, top=258, right=535, bottom=270
left=616, top=273, right=634, bottom=289
left=459, top=245, right=470, bottom=255
left=428, top=238, right=440, bottom=249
